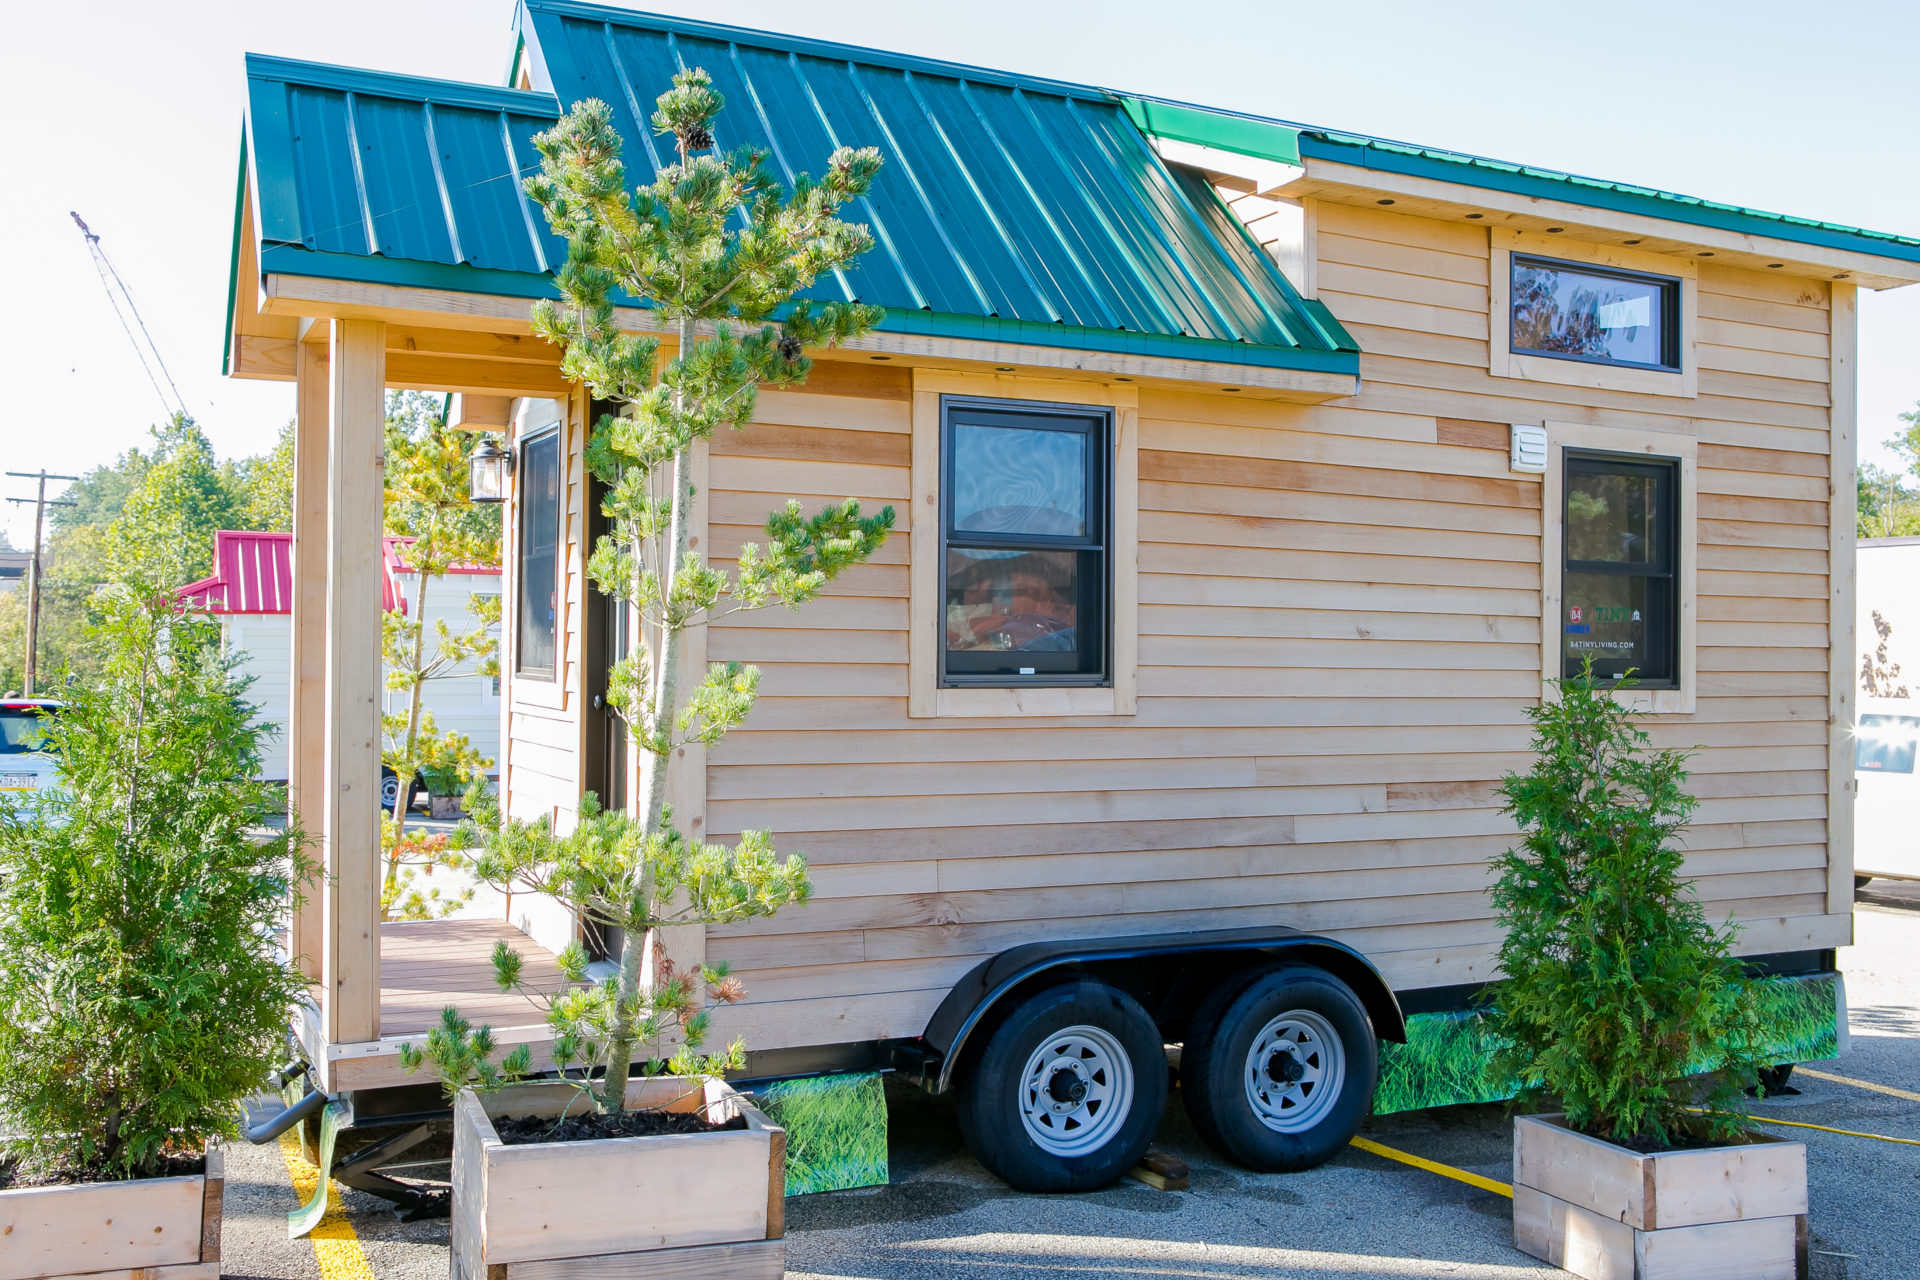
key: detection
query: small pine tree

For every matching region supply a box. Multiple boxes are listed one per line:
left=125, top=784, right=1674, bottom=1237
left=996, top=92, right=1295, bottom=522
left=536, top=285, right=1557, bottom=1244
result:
left=0, top=584, right=314, bottom=1180
left=1489, top=662, right=1760, bottom=1147
left=415, top=71, right=891, bottom=1116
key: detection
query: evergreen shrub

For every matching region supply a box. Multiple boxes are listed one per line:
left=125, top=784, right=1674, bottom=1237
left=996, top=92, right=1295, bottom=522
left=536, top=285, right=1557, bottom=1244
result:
left=1490, top=662, right=1760, bottom=1147
left=0, top=585, right=314, bottom=1182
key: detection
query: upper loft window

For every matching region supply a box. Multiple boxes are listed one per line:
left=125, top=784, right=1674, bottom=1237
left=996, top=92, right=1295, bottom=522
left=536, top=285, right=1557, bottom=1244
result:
left=515, top=427, right=561, bottom=680
left=1563, top=451, right=1679, bottom=688
left=1511, top=254, right=1681, bottom=372
left=940, top=398, right=1109, bottom=686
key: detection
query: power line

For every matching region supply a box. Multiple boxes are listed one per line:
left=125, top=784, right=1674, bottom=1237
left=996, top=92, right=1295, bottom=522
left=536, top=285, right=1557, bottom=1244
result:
left=70, top=211, right=190, bottom=422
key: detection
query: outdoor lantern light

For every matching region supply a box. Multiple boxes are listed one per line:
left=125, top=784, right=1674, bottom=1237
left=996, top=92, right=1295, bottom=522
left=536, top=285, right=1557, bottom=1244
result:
left=468, top=436, right=513, bottom=504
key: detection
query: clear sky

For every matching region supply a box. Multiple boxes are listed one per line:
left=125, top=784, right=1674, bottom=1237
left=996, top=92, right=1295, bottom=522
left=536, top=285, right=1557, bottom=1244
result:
left=5, top=0, right=1916, bottom=546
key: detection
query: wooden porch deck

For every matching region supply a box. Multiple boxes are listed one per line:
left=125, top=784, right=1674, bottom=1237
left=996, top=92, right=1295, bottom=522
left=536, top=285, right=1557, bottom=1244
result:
left=379, top=918, right=571, bottom=1038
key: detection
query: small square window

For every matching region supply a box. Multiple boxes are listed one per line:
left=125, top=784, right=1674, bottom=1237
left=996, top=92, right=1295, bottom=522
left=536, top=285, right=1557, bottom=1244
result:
left=940, top=399, right=1109, bottom=686
left=1512, top=254, right=1681, bottom=372
left=1562, top=452, right=1680, bottom=687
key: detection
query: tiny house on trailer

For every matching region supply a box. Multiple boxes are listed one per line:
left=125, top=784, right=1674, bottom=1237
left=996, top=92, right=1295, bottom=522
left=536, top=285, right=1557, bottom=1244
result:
left=223, top=1, right=1920, bottom=1196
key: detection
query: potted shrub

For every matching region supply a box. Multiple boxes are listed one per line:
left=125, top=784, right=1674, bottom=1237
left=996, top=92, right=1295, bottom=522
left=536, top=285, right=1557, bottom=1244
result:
left=0, top=583, right=313, bottom=1280
left=1492, top=664, right=1804, bottom=1280
left=403, top=67, right=891, bottom=1278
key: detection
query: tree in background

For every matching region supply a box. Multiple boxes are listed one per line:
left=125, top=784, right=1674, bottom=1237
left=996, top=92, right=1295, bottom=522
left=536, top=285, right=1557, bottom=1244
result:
left=1858, top=399, right=1920, bottom=538
left=379, top=392, right=502, bottom=921
left=104, top=415, right=244, bottom=587
left=1, top=416, right=298, bottom=693
left=421, top=71, right=892, bottom=1115
left=226, top=422, right=296, bottom=533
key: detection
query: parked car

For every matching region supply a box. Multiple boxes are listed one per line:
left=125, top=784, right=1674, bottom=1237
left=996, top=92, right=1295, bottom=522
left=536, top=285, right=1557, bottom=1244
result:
left=1855, top=696, right=1920, bottom=883
left=0, top=699, right=61, bottom=805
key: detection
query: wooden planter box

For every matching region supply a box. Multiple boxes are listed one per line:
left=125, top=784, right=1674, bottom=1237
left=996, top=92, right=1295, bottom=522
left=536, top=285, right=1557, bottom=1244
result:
left=1513, top=1114, right=1807, bottom=1280
left=0, top=1143, right=222, bottom=1280
left=451, top=1077, right=785, bottom=1280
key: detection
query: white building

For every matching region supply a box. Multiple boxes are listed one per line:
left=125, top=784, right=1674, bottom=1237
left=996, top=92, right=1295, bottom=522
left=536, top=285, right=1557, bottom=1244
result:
left=179, top=530, right=501, bottom=785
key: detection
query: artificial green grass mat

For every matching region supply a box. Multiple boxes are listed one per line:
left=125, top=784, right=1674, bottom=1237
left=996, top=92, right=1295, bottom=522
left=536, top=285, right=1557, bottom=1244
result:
left=755, top=1071, right=889, bottom=1195
left=1373, top=972, right=1839, bottom=1115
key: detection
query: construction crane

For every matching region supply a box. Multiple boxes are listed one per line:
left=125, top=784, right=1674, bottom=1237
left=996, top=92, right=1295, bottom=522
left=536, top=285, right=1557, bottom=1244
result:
left=70, top=211, right=189, bottom=422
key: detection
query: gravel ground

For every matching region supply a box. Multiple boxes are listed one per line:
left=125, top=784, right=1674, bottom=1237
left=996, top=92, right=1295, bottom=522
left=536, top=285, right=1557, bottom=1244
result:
left=219, top=891, right=1920, bottom=1280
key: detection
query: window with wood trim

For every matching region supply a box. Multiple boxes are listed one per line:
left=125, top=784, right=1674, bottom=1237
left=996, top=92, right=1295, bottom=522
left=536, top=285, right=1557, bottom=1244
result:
left=1511, top=254, right=1681, bottom=372
left=940, top=398, right=1110, bottom=686
left=1562, top=451, right=1679, bottom=687
left=515, top=427, right=561, bottom=680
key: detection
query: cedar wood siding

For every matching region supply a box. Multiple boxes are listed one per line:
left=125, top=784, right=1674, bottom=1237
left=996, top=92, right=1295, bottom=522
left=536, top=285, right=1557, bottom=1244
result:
left=700, top=204, right=1844, bottom=1053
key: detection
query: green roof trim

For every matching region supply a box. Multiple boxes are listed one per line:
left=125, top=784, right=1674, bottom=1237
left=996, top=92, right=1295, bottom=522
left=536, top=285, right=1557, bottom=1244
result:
left=1121, top=96, right=1301, bottom=167
left=257, top=243, right=1361, bottom=376
left=1295, top=129, right=1920, bottom=267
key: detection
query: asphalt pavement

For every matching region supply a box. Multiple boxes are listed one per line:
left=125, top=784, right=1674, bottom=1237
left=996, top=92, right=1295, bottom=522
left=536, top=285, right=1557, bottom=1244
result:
left=216, top=887, right=1920, bottom=1280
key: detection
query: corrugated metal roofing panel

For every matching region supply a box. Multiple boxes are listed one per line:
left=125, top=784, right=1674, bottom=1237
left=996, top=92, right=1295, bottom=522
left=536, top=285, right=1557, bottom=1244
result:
left=508, top=1, right=1339, bottom=353
left=1115, top=91, right=1920, bottom=267
left=246, top=55, right=566, bottom=276
left=240, top=12, right=1357, bottom=373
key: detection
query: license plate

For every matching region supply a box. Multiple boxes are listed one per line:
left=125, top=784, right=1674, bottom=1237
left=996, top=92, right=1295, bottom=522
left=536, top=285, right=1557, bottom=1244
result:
left=0, top=773, right=36, bottom=790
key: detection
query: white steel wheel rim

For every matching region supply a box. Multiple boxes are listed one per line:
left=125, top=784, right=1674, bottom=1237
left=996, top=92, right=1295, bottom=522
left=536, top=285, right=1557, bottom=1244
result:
left=1243, top=1010, right=1346, bottom=1134
left=1018, top=1024, right=1135, bottom=1157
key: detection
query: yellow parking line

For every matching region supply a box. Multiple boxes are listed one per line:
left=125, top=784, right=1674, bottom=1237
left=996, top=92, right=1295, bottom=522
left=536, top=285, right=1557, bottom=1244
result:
left=278, top=1129, right=378, bottom=1280
left=1748, top=1115, right=1920, bottom=1148
left=1349, top=1135, right=1514, bottom=1198
left=1794, top=1066, right=1920, bottom=1105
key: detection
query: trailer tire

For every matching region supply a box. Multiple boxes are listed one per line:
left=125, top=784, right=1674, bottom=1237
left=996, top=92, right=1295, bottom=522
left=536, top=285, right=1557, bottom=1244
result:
left=1182, top=965, right=1376, bottom=1172
left=955, top=980, right=1168, bottom=1193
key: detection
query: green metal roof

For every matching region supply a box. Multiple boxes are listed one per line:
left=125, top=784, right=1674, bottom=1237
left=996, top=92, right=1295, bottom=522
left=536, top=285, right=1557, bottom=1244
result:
left=233, top=8, right=1920, bottom=382
left=234, top=6, right=1358, bottom=377
left=1117, top=93, right=1920, bottom=268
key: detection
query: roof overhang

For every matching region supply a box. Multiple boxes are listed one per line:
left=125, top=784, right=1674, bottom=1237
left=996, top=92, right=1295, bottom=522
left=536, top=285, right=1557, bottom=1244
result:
left=255, top=270, right=1360, bottom=402
left=1281, top=154, right=1920, bottom=291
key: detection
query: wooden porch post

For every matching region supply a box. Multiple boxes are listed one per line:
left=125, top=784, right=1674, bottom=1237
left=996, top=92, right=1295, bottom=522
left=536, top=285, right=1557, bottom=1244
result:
left=321, top=319, right=387, bottom=1046
left=288, top=340, right=328, bottom=982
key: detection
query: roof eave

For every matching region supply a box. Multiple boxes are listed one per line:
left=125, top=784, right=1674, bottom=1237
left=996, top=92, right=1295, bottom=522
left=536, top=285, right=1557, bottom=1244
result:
left=256, top=251, right=1361, bottom=400
left=1287, top=145, right=1920, bottom=290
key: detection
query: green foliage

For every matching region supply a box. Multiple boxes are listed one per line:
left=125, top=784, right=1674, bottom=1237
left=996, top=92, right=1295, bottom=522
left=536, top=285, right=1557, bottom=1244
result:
left=1489, top=662, right=1760, bottom=1147
left=0, top=585, right=314, bottom=1181
left=1858, top=461, right=1920, bottom=538
left=378, top=396, right=502, bottom=919
left=407, top=69, right=891, bottom=1113
left=424, top=791, right=808, bottom=1113
left=398, top=1006, right=533, bottom=1099
left=227, top=421, right=297, bottom=533
left=2, top=416, right=298, bottom=694
left=105, top=415, right=245, bottom=587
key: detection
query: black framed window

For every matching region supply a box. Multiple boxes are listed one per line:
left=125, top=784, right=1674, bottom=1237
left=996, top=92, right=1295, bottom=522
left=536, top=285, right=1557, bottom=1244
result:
left=1563, top=452, right=1679, bottom=687
left=515, top=428, right=561, bottom=680
left=940, top=398, right=1109, bottom=685
left=1512, top=254, right=1681, bottom=371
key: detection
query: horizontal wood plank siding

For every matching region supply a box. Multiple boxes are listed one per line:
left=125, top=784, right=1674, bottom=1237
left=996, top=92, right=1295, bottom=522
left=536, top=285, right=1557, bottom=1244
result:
left=684, top=211, right=1844, bottom=1050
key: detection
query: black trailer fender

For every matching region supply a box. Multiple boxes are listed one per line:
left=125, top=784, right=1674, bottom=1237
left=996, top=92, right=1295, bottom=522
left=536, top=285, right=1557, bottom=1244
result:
left=906, top=926, right=1406, bottom=1094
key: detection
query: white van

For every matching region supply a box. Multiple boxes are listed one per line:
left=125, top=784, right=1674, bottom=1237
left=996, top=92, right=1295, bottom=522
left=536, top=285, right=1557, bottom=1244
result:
left=1856, top=696, right=1920, bottom=881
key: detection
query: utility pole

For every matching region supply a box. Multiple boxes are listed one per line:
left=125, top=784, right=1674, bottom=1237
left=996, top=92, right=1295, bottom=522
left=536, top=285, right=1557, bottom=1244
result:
left=6, top=471, right=79, bottom=697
